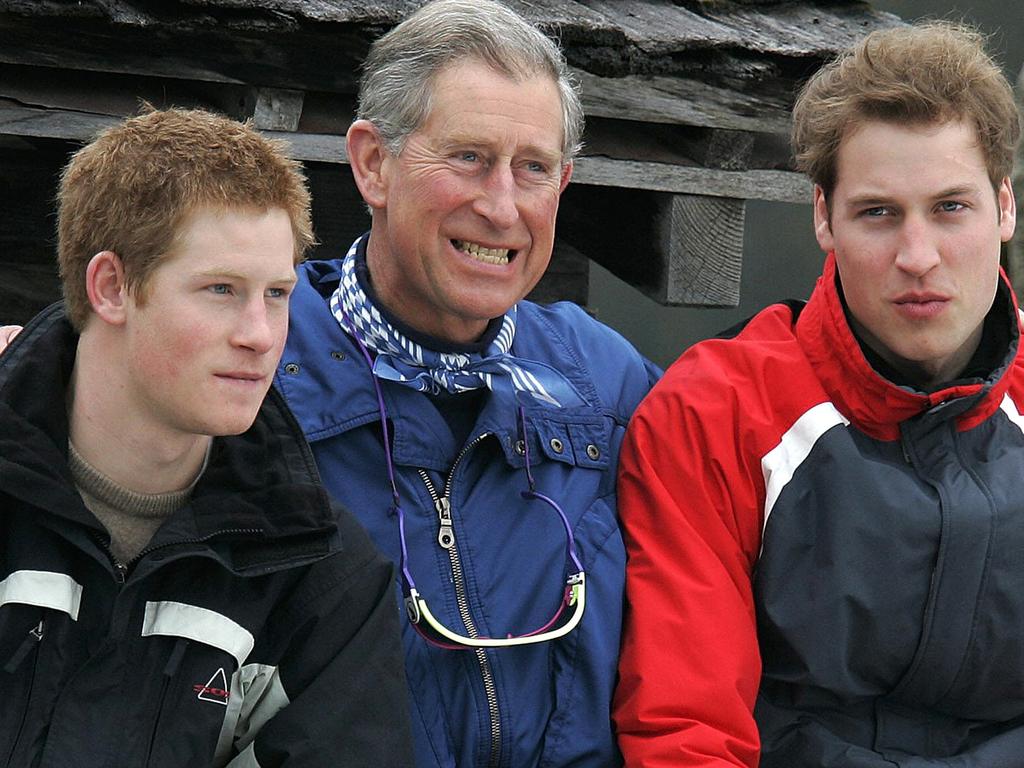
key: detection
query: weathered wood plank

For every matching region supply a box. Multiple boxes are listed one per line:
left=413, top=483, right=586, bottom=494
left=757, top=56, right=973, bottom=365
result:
left=0, top=54, right=793, bottom=141
left=576, top=0, right=735, bottom=55
left=0, top=1, right=899, bottom=81
left=0, top=15, right=370, bottom=92
left=0, top=62, right=354, bottom=134
left=557, top=0, right=896, bottom=59
left=575, top=68, right=792, bottom=132
left=703, top=129, right=756, bottom=171
left=176, top=0, right=424, bottom=24
left=252, top=87, right=304, bottom=131
left=699, top=2, right=902, bottom=58
left=0, top=103, right=120, bottom=141
left=557, top=184, right=745, bottom=307
left=0, top=103, right=812, bottom=203
left=663, top=194, right=744, bottom=306
left=276, top=131, right=813, bottom=203
left=582, top=117, right=778, bottom=171
left=179, top=0, right=619, bottom=34
left=571, top=158, right=810, bottom=204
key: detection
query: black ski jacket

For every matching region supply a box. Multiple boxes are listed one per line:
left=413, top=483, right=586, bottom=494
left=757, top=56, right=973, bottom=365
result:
left=0, top=304, right=414, bottom=767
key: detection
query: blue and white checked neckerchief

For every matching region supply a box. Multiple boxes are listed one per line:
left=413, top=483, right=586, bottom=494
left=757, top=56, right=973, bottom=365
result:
left=329, top=239, right=584, bottom=408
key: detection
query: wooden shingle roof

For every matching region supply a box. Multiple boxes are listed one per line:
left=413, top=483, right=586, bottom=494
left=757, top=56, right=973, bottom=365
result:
left=0, top=0, right=899, bottom=322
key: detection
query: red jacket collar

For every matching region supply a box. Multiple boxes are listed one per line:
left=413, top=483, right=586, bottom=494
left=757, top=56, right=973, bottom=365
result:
left=796, top=253, right=1020, bottom=441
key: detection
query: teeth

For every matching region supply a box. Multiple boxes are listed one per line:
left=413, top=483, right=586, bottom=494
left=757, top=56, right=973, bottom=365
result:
left=454, top=239, right=510, bottom=265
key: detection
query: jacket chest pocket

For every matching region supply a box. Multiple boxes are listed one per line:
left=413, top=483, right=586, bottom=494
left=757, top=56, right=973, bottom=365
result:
left=0, top=570, right=84, bottom=768
left=140, top=636, right=241, bottom=767
left=1, top=608, right=47, bottom=768
left=137, top=601, right=291, bottom=768
left=521, top=415, right=612, bottom=471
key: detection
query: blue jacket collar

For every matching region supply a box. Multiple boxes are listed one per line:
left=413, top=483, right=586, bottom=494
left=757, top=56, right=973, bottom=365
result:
left=277, top=258, right=609, bottom=472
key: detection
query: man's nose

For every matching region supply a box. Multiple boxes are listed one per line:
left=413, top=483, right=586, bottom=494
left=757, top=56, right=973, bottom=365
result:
left=473, top=164, right=519, bottom=229
left=231, top=298, right=276, bottom=354
left=894, top=217, right=941, bottom=277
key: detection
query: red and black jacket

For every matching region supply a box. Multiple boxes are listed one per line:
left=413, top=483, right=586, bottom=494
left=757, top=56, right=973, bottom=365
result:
left=615, top=254, right=1024, bottom=767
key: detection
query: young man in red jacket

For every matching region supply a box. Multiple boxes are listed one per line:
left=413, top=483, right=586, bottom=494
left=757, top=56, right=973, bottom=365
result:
left=615, top=22, right=1021, bottom=767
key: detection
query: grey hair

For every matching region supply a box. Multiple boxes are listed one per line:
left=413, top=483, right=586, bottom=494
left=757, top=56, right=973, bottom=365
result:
left=357, top=0, right=584, bottom=162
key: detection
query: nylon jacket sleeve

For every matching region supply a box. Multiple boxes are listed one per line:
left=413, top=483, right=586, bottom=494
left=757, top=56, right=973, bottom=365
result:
left=613, top=372, right=762, bottom=767
left=229, top=511, right=415, bottom=767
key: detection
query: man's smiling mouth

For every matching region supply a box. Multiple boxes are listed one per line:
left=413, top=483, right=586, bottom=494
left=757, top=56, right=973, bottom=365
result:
left=453, top=239, right=512, bottom=265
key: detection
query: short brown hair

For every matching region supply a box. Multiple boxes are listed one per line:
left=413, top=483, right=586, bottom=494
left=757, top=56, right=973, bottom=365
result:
left=58, top=107, right=315, bottom=330
left=792, top=22, right=1021, bottom=201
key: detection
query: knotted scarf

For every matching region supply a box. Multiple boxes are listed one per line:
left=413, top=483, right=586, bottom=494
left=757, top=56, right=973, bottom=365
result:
left=329, top=237, right=584, bottom=408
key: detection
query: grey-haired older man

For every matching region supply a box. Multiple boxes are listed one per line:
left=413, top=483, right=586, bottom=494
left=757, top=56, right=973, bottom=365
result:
left=273, top=1, right=658, bottom=766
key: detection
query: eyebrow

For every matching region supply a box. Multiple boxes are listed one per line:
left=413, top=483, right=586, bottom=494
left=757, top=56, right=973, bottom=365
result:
left=195, top=269, right=298, bottom=285
left=440, top=136, right=563, bottom=164
left=931, top=184, right=985, bottom=199
left=843, top=184, right=985, bottom=209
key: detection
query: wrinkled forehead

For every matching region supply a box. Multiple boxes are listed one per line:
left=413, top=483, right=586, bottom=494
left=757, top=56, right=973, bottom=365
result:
left=419, top=59, right=565, bottom=146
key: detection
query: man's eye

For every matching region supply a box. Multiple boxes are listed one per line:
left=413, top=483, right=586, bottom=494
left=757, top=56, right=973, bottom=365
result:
left=267, top=287, right=290, bottom=299
left=861, top=207, right=888, bottom=218
left=458, top=151, right=478, bottom=163
left=939, top=201, right=965, bottom=213
left=208, top=284, right=232, bottom=295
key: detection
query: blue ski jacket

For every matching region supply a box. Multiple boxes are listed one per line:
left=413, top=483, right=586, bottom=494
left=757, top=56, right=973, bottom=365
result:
left=275, top=253, right=659, bottom=768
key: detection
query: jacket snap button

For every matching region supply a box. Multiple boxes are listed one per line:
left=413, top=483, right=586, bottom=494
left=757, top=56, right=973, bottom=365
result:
left=586, top=444, right=600, bottom=460
left=330, top=350, right=347, bottom=361
left=514, top=439, right=526, bottom=455
left=549, top=437, right=564, bottom=454
left=284, top=363, right=300, bottom=375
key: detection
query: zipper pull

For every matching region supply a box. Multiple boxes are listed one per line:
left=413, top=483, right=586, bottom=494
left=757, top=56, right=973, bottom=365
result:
left=436, top=496, right=455, bottom=549
left=113, top=561, right=129, bottom=584
left=4, top=620, right=44, bottom=674
left=900, top=434, right=913, bottom=465
left=164, top=638, right=189, bottom=678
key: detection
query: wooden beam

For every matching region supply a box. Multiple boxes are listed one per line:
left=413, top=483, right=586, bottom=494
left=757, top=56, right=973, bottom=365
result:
left=252, top=87, right=304, bottom=131
left=570, top=159, right=809, bottom=204
left=0, top=104, right=120, bottom=141
left=0, top=103, right=812, bottom=203
left=663, top=193, right=744, bottom=306
left=575, top=68, right=792, bottom=133
left=557, top=184, right=745, bottom=307
left=703, top=129, right=756, bottom=171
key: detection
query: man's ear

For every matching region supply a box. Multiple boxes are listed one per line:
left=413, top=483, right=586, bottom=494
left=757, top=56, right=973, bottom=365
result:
left=812, top=185, right=835, bottom=253
left=998, top=175, right=1017, bottom=243
left=559, top=160, right=573, bottom=194
left=84, top=250, right=128, bottom=326
left=347, top=119, right=390, bottom=210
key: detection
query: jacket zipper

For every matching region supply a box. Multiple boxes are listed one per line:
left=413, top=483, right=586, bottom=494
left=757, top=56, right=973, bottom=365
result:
left=4, top=618, right=45, bottom=768
left=144, top=638, right=189, bottom=767
left=417, top=433, right=502, bottom=768
left=96, top=527, right=265, bottom=584
left=900, top=433, right=913, bottom=465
